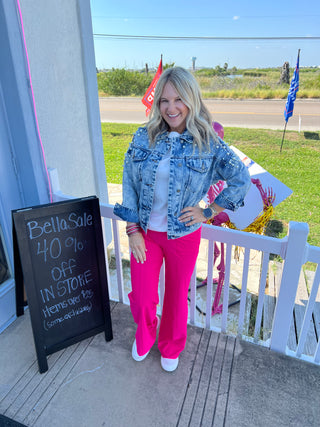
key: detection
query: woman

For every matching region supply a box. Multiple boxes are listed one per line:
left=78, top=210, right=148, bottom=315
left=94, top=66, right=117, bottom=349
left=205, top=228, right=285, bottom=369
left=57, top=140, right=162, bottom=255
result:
left=114, top=67, right=250, bottom=372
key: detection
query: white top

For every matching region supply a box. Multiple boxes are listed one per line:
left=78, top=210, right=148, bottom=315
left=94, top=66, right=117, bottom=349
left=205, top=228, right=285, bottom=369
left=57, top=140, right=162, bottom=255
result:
left=148, top=131, right=180, bottom=231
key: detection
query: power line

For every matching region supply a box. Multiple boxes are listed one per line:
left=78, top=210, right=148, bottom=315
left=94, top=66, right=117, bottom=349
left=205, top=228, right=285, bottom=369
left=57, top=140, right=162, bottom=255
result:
left=93, top=34, right=320, bottom=41
left=92, top=14, right=320, bottom=20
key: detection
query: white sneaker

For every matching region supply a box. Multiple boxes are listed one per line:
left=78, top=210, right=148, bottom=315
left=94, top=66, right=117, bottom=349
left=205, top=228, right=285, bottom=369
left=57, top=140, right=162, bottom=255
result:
left=132, top=339, right=150, bottom=362
left=132, top=316, right=160, bottom=362
left=161, top=356, right=179, bottom=372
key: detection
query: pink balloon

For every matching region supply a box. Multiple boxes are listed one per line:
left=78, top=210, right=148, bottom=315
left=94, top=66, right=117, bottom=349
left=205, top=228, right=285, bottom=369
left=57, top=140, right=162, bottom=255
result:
left=212, top=121, right=224, bottom=139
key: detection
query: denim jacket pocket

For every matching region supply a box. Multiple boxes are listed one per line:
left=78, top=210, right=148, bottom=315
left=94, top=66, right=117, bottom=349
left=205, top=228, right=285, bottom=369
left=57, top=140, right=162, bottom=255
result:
left=186, top=157, right=211, bottom=173
left=130, top=146, right=150, bottom=162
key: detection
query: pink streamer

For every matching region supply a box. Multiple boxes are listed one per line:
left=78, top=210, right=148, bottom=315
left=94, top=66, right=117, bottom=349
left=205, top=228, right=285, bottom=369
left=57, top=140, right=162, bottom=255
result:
left=201, top=212, right=229, bottom=315
left=210, top=213, right=228, bottom=315
left=16, top=0, right=53, bottom=202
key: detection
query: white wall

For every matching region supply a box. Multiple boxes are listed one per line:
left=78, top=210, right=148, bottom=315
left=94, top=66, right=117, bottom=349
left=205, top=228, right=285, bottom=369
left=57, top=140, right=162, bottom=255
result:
left=19, top=0, right=109, bottom=204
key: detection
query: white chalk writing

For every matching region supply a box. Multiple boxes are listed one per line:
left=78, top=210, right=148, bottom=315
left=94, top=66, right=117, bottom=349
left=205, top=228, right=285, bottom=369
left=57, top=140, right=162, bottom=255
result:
left=27, top=212, right=93, bottom=240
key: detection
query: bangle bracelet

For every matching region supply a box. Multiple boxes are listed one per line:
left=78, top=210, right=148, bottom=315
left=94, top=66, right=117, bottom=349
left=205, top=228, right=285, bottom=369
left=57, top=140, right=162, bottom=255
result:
left=126, top=224, right=141, bottom=236
left=126, top=225, right=140, bottom=232
left=127, top=230, right=140, bottom=236
left=126, top=230, right=140, bottom=236
left=126, top=224, right=139, bottom=229
left=127, top=229, right=141, bottom=236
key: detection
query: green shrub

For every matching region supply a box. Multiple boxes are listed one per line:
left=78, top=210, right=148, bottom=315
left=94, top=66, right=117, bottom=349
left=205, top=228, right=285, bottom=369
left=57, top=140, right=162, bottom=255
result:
left=303, top=73, right=320, bottom=90
left=98, top=69, right=153, bottom=96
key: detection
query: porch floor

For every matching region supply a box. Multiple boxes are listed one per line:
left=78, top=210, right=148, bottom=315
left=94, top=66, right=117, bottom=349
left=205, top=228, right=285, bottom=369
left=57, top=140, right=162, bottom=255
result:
left=1, top=303, right=320, bottom=427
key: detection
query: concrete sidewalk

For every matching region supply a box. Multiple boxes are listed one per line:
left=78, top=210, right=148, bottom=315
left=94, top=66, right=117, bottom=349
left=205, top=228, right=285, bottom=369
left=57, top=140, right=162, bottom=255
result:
left=1, top=302, right=320, bottom=427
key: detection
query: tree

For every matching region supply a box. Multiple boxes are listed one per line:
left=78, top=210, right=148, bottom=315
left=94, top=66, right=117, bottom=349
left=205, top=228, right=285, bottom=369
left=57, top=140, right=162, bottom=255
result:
left=279, top=62, right=290, bottom=84
left=163, top=62, right=175, bottom=70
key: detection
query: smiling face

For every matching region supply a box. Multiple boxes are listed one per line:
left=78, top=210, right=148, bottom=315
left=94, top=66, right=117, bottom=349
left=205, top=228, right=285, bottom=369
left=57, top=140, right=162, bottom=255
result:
left=159, top=82, right=189, bottom=134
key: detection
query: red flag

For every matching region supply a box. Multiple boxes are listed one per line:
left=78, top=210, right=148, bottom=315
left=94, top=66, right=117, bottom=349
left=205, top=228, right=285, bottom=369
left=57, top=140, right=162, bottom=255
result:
left=142, top=57, right=163, bottom=116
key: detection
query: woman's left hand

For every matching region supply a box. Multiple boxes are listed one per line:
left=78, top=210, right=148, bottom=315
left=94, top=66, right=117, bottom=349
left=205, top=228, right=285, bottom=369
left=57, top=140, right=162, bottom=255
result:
left=179, top=206, right=207, bottom=226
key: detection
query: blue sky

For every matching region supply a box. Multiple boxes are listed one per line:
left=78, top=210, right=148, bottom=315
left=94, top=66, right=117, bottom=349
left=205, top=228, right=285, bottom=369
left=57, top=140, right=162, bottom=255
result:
left=90, top=0, right=320, bottom=70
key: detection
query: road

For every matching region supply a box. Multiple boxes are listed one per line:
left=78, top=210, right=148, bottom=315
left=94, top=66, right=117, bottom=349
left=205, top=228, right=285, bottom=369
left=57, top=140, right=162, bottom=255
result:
left=99, top=98, right=320, bottom=131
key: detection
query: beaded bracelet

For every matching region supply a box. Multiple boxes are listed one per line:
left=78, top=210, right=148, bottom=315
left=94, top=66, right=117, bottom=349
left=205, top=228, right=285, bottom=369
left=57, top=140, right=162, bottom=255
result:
left=126, top=224, right=141, bottom=236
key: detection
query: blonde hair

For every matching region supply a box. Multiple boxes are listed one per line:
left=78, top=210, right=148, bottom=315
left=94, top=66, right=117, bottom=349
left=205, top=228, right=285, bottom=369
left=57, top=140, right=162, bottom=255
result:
left=147, top=67, right=218, bottom=149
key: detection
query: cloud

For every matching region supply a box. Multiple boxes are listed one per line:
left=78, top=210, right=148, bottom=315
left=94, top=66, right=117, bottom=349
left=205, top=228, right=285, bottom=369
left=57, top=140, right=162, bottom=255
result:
left=233, top=16, right=240, bottom=20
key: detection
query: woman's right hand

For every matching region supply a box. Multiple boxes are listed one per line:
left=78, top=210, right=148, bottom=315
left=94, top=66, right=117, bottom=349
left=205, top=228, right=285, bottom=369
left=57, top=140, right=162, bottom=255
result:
left=129, top=232, right=147, bottom=264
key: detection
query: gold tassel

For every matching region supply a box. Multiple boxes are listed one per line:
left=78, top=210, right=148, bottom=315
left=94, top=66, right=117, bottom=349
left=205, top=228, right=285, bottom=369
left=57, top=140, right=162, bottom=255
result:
left=220, top=205, right=274, bottom=261
left=225, top=205, right=274, bottom=235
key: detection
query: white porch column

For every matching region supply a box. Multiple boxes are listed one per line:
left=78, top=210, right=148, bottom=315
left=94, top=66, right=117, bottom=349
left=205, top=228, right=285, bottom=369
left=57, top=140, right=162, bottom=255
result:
left=270, top=221, right=309, bottom=353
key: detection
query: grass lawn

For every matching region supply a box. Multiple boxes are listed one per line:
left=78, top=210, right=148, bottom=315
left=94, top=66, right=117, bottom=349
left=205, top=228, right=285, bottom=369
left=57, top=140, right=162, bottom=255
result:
left=102, top=123, right=320, bottom=248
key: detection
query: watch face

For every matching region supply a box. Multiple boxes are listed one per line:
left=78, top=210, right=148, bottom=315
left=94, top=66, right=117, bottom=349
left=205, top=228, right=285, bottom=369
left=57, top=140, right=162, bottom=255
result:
left=203, top=208, right=213, bottom=218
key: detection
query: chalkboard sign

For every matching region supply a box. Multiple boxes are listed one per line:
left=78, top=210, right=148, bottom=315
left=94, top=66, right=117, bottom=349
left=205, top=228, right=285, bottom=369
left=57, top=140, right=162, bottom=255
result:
left=12, top=196, right=113, bottom=373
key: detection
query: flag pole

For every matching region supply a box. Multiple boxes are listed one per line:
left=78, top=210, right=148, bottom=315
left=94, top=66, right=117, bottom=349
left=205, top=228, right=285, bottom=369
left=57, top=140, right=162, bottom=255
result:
left=141, top=55, right=163, bottom=116
left=281, top=49, right=301, bottom=153
left=280, top=121, right=287, bottom=153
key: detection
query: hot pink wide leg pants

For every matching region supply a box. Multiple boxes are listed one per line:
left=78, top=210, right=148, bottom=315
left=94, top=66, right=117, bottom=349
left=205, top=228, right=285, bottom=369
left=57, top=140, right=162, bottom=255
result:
left=128, top=228, right=201, bottom=359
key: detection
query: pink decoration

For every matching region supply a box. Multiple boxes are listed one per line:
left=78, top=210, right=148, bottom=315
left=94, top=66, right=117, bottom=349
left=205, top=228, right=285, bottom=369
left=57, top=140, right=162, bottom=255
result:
left=206, top=182, right=276, bottom=316
left=213, top=121, right=224, bottom=139
left=210, top=213, right=229, bottom=315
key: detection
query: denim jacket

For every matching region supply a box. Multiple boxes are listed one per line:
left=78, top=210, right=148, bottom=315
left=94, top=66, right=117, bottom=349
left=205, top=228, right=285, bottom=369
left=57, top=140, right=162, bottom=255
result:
left=113, top=126, right=251, bottom=239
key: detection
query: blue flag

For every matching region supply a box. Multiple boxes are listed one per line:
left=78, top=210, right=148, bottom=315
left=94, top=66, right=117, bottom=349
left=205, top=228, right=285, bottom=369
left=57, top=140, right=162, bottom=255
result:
left=284, top=50, right=300, bottom=122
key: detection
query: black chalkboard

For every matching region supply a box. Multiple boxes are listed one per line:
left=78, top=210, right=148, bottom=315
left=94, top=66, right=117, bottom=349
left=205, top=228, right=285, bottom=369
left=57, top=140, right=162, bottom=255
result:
left=12, top=196, right=113, bottom=373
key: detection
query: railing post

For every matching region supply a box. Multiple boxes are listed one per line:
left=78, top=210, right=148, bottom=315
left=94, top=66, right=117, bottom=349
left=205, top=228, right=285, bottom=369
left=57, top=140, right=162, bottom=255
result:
left=270, top=221, right=309, bottom=354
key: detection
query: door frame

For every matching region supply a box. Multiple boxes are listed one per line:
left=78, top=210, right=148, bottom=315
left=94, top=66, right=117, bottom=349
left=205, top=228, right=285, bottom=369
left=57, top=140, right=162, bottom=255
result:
left=0, top=1, right=49, bottom=332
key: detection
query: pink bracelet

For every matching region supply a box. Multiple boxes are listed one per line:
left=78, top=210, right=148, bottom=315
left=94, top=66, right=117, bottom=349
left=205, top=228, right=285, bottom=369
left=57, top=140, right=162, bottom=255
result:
left=126, top=225, right=138, bottom=230
left=127, top=229, right=140, bottom=236
left=126, top=224, right=141, bottom=236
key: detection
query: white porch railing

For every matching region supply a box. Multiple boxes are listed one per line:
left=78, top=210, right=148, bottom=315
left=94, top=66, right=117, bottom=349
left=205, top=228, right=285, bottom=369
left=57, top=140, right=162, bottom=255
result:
left=50, top=178, right=320, bottom=365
